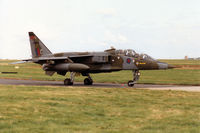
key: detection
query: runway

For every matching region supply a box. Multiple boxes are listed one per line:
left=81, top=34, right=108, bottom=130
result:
left=0, top=78, right=200, bottom=92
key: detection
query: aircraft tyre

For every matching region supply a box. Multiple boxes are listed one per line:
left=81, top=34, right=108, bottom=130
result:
left=64, top=78, right=73, bottom=85
left=128, top=80, right=134, bottom=87
left=84, top=78, right=93, bottom=85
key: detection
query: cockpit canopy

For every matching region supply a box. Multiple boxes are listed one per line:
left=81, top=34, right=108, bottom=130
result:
left=139, top=54, right=155, bottom=61
left=115, top=49, right=156, bottom=61
left=115, top=49, right=137, bottom=57
left=105, top=47, right=156, bottom=61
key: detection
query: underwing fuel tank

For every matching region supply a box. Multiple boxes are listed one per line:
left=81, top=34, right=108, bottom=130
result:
left=43, top=63, right=90, bottom=72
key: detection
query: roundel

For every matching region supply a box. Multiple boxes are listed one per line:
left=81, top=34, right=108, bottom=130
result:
left=126, top=58, right=131, bottom=64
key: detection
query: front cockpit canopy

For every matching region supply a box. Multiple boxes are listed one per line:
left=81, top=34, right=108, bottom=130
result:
left=139, top=54, right=155, bottom=61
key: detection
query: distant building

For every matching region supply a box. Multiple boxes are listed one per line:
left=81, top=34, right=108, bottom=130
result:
left=184, top=56, right=188, bottom=60
left=188, top=58, right=195, bottom=60
left=185, top=56, right=200, bottom=60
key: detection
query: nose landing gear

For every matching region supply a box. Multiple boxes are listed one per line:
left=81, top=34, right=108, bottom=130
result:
left=128, top=70, right=140, bottom=87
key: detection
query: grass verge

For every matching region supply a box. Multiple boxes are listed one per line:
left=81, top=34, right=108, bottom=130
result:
left=0, top=85, right=199, bottom=133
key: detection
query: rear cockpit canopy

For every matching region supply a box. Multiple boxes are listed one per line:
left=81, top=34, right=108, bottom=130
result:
left=115, top=49, right=137, bottom=57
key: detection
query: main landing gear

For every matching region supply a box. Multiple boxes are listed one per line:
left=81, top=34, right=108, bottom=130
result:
left=64, top=72, right=75, bottom=85
left=84, top=76, right=93, bottom=85
left=63, top=72, right=93, bottom=86
left=128, top=70, right=140, bottom=87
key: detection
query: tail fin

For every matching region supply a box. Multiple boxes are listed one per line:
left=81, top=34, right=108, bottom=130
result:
left=29, top=32, right=52, bottom=58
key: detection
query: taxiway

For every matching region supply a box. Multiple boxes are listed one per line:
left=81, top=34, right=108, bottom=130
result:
left=0, top=78, right=199, bottom=92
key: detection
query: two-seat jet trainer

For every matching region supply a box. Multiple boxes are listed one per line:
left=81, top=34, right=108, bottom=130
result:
left=15, top=32, right=175, bottom=87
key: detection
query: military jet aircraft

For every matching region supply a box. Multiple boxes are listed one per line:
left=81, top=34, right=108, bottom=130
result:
left=15, top=32, right=175, bottom=87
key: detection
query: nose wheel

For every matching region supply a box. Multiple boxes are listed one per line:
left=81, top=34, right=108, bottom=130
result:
left=128, top=80, right=134, bottom=87
left=128, top=70, right=140, bottom=87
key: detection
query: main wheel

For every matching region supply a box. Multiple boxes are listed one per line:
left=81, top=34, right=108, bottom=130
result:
left=128, top=80, right=134, bottom=87
left=84, top=78, right=93, bottom=85
left=64, top=78, right=73, bottom=85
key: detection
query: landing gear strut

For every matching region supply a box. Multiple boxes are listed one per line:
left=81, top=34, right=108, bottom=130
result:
left=64, top=72, right=75, bottom=85
left=84, top=74, right=93, bottom=85
left=128, top=70, right=140, bottom=87
left=64, top=72, right=93, bottom=86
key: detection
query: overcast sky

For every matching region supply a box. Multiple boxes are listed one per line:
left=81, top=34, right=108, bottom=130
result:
left=0, top=0, right=200, bottom=59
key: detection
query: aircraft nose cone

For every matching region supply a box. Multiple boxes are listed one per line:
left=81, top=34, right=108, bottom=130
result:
left=168, top=64, right=176, bottom=69
left=158, top=62, right=176, bottom=69
left=158, top=62, right=168, bottom=69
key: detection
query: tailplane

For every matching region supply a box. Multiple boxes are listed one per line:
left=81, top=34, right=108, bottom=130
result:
left=29, top=32, right=52, bottom=58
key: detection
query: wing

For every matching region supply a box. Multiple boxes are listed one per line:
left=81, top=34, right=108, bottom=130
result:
left=33, top=55, right=92, bottom=62
left=11, top=55, right=92, bottom=64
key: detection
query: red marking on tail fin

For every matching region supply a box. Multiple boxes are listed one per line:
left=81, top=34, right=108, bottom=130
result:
left=30, top=35, right=35, bottom=40
left=37, top=48, right=41, bottom=56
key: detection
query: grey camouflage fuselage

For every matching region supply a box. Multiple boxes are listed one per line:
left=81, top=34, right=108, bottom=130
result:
left=37, top=50, right=173, bottom=74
